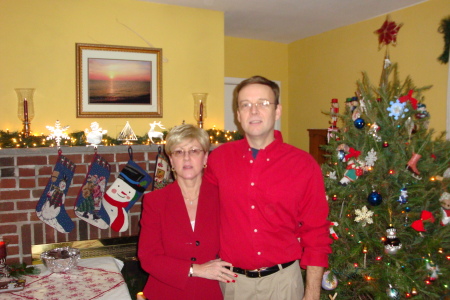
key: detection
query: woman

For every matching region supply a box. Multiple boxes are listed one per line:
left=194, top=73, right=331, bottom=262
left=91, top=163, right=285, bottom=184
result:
left=138, top=124, right=236, bottom=300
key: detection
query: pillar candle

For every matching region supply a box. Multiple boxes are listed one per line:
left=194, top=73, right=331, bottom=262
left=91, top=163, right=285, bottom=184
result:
left=0, top=241, right=6, bottom=259
left=24, top=98, right=29, bottom=123
left=199, top=101, right=203, bottom=121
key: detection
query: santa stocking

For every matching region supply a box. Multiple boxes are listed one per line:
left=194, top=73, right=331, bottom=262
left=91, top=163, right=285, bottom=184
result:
left=99, top=159, right=152, bottom=232
left=36, top=150, right=76, bottom=233
left=74, top=153, right=111, bottom=228
left=151, top=146, right=172, bottom=191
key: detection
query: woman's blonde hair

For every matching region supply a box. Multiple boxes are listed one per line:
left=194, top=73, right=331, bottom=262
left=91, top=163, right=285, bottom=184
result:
left=165, top=124, right=210, bottom=155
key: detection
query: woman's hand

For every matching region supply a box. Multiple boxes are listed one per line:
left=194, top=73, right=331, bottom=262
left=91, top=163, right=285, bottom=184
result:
left=192, top=259, right=237, bottom=283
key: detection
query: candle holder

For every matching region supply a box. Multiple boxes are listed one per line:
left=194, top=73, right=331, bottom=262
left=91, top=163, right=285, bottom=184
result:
left=15, top=88, right=35, bottom=138
left=0, top=239, right=10, bottom=278
left=193, top=93, right=208, bottom=128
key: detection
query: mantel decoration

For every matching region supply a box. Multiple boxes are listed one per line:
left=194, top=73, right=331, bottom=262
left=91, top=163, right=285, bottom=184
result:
left=15, top=88, right=35, bottom=138
left=0, top=127, right=243, bottom=149
left=76, top=43, right=162, bottom=118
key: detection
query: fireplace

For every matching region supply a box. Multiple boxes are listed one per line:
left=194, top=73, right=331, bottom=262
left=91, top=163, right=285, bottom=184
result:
left=0, top=145, right=161, bottom=266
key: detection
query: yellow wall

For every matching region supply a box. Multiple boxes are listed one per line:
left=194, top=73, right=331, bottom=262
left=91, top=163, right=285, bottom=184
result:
left=2, top=0, right=449, bottom=149
left=288, top=0, right=450, bottom=150
left=224, top=37, right=289, bottom=139
left=0, top=0, right=224, bottom=137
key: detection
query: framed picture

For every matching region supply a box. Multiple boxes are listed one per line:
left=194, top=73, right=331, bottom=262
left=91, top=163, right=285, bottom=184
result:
left=76, top=43, right=162, bottom=118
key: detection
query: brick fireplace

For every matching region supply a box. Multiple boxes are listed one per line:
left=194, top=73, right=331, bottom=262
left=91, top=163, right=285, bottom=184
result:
left=0, top=145, right=161, bottom=265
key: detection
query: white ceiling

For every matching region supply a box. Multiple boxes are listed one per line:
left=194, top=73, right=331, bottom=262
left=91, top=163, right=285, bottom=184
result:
left=138, top=0, right=426, bottom=43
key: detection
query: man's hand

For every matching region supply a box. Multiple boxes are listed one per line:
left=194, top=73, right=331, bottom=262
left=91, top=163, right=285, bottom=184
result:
left=303, top=265, right=324, bottom=300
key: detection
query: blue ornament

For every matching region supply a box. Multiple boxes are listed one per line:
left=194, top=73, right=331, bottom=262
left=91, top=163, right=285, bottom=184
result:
left=405, top=206, right=411, bottom=212
left=368, top=190, right=382, bottom=206
left=354, top=118, right=365, bottom=129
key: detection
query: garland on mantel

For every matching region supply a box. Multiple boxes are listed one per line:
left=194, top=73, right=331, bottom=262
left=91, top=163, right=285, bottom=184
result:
left=0, top=128, right=243, bottom=149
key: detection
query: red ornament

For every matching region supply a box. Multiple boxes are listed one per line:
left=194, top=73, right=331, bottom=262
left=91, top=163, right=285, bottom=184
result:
left=411, top=210, right=435, bottom=232
left=375, top=16, right=403, bottom=48
left=399, top=90, right=418, bottom=110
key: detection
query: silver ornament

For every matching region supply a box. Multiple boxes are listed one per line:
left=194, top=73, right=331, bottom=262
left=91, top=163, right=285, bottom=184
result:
left=384, top=226, right=402, bottom=255
left=386, top=284, right=400, bottom=299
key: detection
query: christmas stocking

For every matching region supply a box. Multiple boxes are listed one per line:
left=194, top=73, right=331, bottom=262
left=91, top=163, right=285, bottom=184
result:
left=36, top=150, right=76, bottom=233
left=74, top=153, right=111, bottom=229
left=99, top=159, right=152, bottom=232
left=151, top=146, right=172, bottom=191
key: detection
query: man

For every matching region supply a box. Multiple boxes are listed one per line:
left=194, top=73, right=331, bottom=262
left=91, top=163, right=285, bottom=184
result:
left=204, top=75, right=332, bottom=300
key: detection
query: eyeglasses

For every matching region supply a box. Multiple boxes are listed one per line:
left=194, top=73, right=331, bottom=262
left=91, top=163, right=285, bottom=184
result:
left=171, top=148, right=205, bottom=158
left=238, top=100, right=276, bottom=111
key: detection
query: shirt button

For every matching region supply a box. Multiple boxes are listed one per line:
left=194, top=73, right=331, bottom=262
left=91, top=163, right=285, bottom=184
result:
left=191, top=257, right=197, bottom=261
left=195, top=241, right=200, bottom=246
left=250, top=160, right=253, bottom=163
left=267, top=158, right=270, bottom=161
left=257, top=252, right=261, bottom=255
left=254, top=229, right=258, bottom=233
left=251, top=182, right=255, bottom=186
left=251, top=205, right=255, bottom=209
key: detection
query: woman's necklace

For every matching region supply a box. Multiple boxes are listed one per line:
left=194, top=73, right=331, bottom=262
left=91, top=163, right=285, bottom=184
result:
left=184, top=196, right=199, bottom=205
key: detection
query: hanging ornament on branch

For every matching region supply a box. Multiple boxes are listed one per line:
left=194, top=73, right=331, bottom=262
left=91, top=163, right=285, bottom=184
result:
left=399, top=90, right=418, bottom=110
left=321, top=270, right=338, bottom=290
left=397, top=187, right=408, bottom=204
left=386, top=284, right=400, bottom=299
left=384, top=225, right=402, bottom=255
left=439, top=192, right=450, bottom=226
left=411, top=210, right=435, bottom=232
left=368, top=190, right=383, bottom=206
left=354, top=205, right=374, bottom=227
left=406, top=152, right=422, bottom=180
left=425, top=259, right=440, bottom=282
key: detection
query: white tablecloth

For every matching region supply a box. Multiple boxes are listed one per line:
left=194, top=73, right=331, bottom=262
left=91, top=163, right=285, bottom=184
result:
left=0, top=257, right=132, bottom=300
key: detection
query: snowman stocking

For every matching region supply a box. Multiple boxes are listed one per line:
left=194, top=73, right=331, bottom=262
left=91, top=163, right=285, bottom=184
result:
left=75, top=153, right=111, bottom=228
left=151, top=146, right=172, bottom=191
left=36, top=150, right=76, bottom=233
left=100, top=159, right=152, bottom=232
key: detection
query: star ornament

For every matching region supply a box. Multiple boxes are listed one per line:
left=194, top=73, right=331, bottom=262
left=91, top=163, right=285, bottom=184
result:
left=375, top=16, right=403, bottom=48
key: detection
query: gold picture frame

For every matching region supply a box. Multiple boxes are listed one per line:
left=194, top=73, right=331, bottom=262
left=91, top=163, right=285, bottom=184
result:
left=76, top=43, right=162, bottom=118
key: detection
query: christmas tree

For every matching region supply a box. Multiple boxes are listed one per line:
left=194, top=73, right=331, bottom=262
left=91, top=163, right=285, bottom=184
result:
left=320, top=17, right=450, bottom=300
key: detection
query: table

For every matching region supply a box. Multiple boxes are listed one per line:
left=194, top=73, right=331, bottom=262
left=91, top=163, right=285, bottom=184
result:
left=0, top=257, right=132, bottom=300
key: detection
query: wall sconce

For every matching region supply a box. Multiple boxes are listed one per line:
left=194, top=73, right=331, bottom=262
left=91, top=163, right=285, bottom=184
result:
left=193, top=93, right=208, bottom=128
left=15, top=88, right=35, bottom=137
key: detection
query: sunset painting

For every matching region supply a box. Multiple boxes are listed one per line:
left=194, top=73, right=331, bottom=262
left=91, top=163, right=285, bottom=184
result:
left=88, top=58, right=152, bottom=105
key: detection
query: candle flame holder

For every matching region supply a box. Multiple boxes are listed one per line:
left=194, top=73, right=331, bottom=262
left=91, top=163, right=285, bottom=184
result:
left=15, top=88, right=35, bottom=138
left=193, top=93, right=208, bottom=128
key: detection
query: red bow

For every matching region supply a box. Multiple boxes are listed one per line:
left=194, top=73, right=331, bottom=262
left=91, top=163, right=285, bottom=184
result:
left=399, top=90, right=418, bottom=110
left=411, top=210, right=435, bottom=232
left=344, top=147, right=361, bottom=161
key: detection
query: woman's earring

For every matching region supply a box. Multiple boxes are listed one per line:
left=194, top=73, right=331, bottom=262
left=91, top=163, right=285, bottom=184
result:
left=203, top=164, right=207, bottom=169
left=171, top=167, right=175, bottom=171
